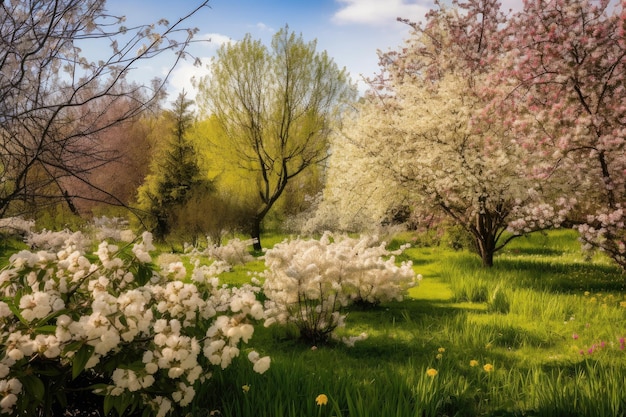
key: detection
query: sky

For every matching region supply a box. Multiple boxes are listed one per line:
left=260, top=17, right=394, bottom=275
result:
left=103, top=0, right=527, bottom=102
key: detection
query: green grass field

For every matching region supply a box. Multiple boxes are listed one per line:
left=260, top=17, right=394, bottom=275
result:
left=192, top=229, right=626, bottom=417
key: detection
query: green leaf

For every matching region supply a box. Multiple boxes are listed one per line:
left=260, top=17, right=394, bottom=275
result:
left=34, top=308, right=70, bottom=328
left=34, top=325, right=57, bottom=334
left=103, top=394, right=114, bottom=416
left=72, top=344, right=95, bottom=380
left=7, top=297, right=27, bottom=325
left=134, top=262, right=154, bottom=286
left=20, top=375, right=45, bottom=403
left=63, top=340, right=83, bottom=354
left=36, top=268, right=48, bottom=284
left=55, top=390, right=68, bottom=409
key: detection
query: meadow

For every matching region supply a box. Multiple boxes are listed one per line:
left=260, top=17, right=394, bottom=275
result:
left=193, top=229, right=626, bottom=417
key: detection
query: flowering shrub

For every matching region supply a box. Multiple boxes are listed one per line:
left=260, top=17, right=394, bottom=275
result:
left=262, top=232, right=418, bottom=344
left=0, top=231, right=268, bottom=416
left=24, top=229, right=91, bottom=252
left=202, top=237, right=255, bottom=265
left=92, top=216, right=136, bottom=243
left=0, top=217, right=34, bottom=237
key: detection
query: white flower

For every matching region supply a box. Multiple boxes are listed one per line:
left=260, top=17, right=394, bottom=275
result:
left=252, top=356, right=271, bottom=374
left=0, top=378, right=22, bottom=414
left=167, top=262, right=186, bottom=280
left=0, top=302, right=12, bottom=319
left=0, top=393, right=18, bottom=414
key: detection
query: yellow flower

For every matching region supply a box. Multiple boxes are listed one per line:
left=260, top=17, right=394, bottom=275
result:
left=242, top=384, right=250, bottom=393
left=438, top=347, right=446, bottom=353
left=436, top=353, right=443, bottom=360
left=620, top=301, right=626, bottom=308
left=584, top=291, right=590, bottom=297
left=469, top=360, right=479, bottom=367
left=315, top=394, right=328, bottom=406
left=483, top=363, right=494, bottom=373
left=426, top=368, right=438, bottom=377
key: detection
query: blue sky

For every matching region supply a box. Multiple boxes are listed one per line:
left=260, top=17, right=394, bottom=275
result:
left=104, top=0, right=525, bottom=100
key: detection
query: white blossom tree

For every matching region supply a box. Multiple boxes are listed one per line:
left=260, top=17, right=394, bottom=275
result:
left=331, top=0, right=572, bottom=267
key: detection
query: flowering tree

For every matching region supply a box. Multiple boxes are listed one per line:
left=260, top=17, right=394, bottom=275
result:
left=0, top=231, right=268, bottom=416
left=0, top=0, right=208, bottom=218
left=335, top=0, right=572, bottom=267
left=301, top=131, right=406, bottom=234
left=262, top=233, right=417, bottom=344
left=495, top=0, right=626, bottom=268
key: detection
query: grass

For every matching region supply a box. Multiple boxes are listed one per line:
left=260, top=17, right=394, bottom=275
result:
left=193, top=229, right=626, bottom=417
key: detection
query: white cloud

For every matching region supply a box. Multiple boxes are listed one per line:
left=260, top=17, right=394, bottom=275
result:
left=255, top=22, right=275, bottom=33
left=332, top=0, right=431, bottom=26
left=166, top=58, right=211, bottom=103
left=198, top=32, right=234, bottom=49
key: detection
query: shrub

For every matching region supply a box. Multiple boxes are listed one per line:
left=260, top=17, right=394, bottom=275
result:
left=0, top=231, right=268, bottom=416
left=199, top=237, right=255, bottom=266
left=261, top=232, right=417, bottom=344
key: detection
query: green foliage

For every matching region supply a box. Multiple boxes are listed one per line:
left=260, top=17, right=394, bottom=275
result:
left=33, top=203, right=87, bottom=232
left=441, top=222, right=477, bottom=252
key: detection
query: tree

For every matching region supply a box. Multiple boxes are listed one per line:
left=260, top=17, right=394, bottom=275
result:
left=496, top=0, right=626, bottom=268
left=197, top=26, right=357, bottom=250
left=334, top=0, right=572, bottom=267
left=63, top=96, right=155, bottom=215
left=138, top=92, right=211, bottom=241
left=0, top=0, right=208, bottom=219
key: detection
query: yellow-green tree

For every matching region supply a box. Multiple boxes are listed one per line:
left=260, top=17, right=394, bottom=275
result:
left=197, top=27, right=357, bottom=250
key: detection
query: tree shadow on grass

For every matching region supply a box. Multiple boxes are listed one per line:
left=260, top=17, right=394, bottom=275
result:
left=341, top=298, right=483, bottom=364
left=493, top=257, right=625, bottom=293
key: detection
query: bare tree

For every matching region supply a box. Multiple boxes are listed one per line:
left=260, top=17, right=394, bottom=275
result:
left=0, top=0, right=209, bottom=218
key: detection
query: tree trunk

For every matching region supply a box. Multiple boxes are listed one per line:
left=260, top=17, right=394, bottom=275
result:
left=250, top=216, right=262, bottom=251
left=480, top=247, right=494, bottom=267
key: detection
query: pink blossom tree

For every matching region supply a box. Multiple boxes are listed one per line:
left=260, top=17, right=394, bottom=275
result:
left=496, top=0, right=626, bottom=268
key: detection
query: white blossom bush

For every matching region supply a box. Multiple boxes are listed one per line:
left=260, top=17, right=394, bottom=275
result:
left=201, top=237, right=256, bottom=265
left=0, top=217, right=34, bottom=237
left=262, top=232, right=418, bottom=344
left=24, top=229, right=91, bottom=252
left=0, top=231, right=269, bottom=416
left=92, top=216, right=136, bottom=243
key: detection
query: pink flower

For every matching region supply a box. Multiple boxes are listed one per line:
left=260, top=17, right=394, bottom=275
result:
left=572, top=333, right=579, bottom=340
